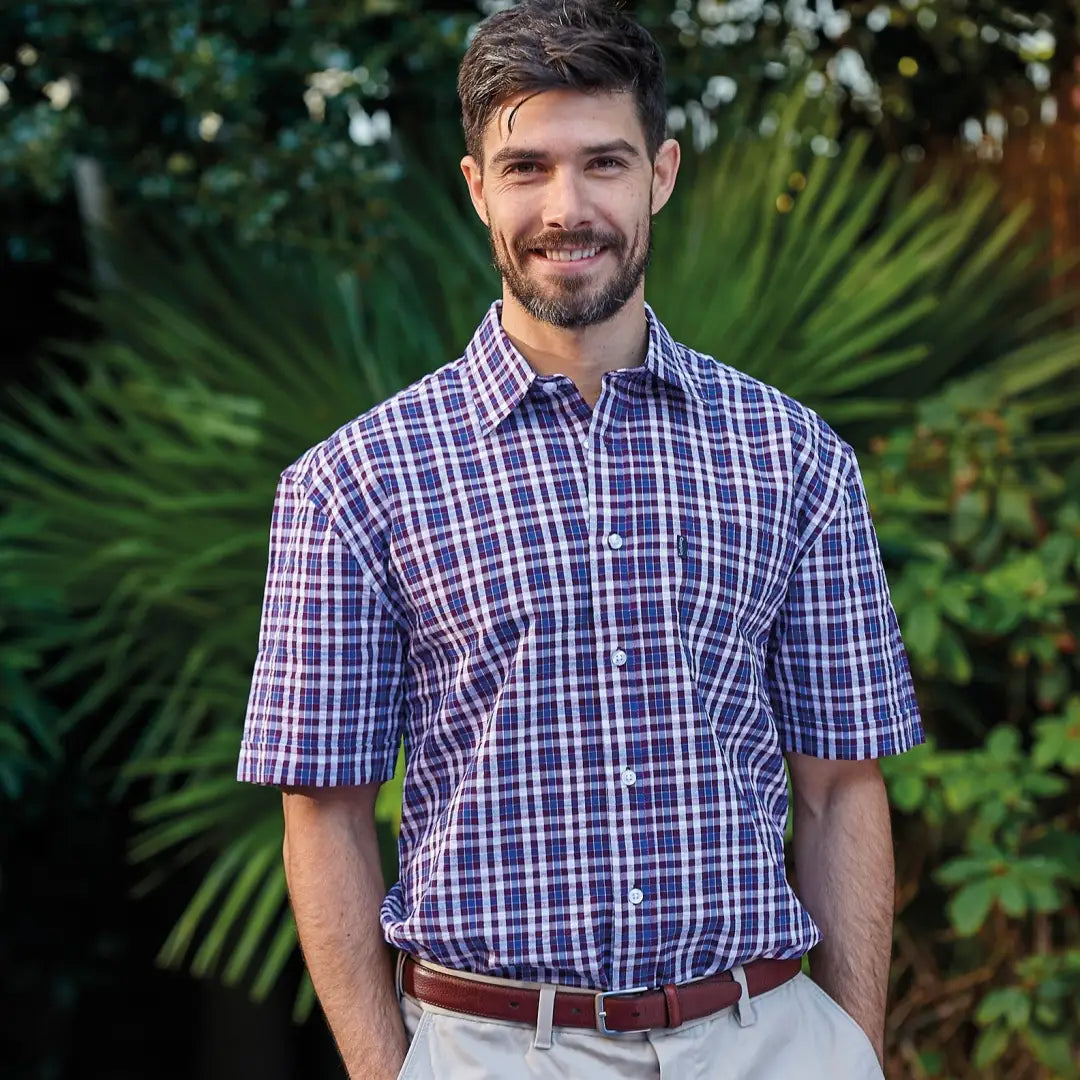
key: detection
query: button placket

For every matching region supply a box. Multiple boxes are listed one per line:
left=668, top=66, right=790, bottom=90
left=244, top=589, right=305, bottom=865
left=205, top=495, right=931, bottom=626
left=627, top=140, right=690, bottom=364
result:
left=584, top=378, right=645, bottom=988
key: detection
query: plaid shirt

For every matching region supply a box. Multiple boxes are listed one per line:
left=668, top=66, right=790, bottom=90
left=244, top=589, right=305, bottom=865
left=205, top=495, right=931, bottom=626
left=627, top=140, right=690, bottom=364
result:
left=238, top=300, right=924, bottom=992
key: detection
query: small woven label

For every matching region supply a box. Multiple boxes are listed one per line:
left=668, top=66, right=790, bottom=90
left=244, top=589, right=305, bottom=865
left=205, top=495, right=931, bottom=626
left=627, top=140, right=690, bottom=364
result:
left=677, top=534, right=688, bottom=558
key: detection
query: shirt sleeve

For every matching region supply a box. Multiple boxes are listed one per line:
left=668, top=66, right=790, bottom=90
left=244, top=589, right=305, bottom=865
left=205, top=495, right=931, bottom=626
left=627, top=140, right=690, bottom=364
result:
left=237, top=472, right=408, bottom=787
left=765, top=445, right=924, bottom=759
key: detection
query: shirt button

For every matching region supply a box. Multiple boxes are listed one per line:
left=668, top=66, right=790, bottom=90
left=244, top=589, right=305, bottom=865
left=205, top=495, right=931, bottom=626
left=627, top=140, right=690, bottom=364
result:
left=628, top=887, right=644, bottom=906
left=607, top=532, right=624, bottom=550
left=621, top=768, right=637, bottom=787
left=612, top=648, right=627, bottom=667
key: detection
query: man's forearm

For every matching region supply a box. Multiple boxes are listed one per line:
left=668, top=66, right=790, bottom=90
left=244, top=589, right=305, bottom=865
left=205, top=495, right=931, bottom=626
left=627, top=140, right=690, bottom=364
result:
left=792, top=765, right=895, bottom=1065
left=283, top=789, right=408, bottom=1080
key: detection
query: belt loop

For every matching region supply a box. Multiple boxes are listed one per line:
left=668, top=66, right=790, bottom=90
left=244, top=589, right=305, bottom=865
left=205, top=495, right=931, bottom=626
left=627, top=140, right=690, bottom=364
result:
left=395, top=950, right=407, bottom=1002
left=662, top=983, right=683, bottom=1029
left=532, top=985, right=557, bottom=1050
left=730, top=964, right=757, bottom=1028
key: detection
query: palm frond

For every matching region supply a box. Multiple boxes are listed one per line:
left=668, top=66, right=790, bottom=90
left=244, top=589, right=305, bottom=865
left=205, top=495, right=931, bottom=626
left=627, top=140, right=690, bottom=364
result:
left=650, top=90, right=1078, bottom=432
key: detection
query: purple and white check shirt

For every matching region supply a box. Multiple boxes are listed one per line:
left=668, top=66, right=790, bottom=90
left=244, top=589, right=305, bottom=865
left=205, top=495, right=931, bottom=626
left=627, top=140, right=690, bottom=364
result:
left=239, top=299, right=924, bottom=992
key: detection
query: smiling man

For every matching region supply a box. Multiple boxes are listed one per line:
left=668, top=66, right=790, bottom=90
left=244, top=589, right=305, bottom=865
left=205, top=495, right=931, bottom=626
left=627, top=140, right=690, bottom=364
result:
left=237, top=2, right=925, bottom=1078
left=472, top=93, right=663, bottom=340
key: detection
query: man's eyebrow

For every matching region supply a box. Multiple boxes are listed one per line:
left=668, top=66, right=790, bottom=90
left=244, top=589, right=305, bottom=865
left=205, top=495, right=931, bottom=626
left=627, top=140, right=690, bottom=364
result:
left=488, top=139, right=643, bottom=169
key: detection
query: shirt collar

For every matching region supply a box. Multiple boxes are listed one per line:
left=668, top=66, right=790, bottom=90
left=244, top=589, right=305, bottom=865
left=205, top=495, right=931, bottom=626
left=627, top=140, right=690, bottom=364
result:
left=466, top=300, right=712, bottom=438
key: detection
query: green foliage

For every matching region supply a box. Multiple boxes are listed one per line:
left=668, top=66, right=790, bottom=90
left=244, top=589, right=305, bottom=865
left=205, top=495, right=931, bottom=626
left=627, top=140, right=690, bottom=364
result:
left=1, top=0, right=475, bottom=259
left=865, top=364, right=1080, bottom=1076
left=3, top=0, right=1074, bottom=261
left=1, top=226, right=436, bottom=1015
left=973, top=952, right=1080, bottom=1075
left=0, top=512, right=64, bottom=797
left=650, top=89, right=1075, bottom=431
left=2, top=233, right=454, bottom=787
left=869, top=359, right=1080, bottom=711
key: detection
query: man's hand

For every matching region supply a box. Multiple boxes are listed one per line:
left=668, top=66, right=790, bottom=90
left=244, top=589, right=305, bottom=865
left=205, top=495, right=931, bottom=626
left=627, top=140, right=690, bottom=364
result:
left=282, top=781, right=409, bottom=1080
left=785, top=753, right=894, bottom=1068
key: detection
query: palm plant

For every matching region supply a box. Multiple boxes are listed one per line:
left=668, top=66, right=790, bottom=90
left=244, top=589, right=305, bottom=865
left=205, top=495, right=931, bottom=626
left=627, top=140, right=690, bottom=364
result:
left=0, top=549, right=62, bottom=797
left=649, top=92, right=1080, bottom=430
left=2, top=93, right=1079, bottom=1022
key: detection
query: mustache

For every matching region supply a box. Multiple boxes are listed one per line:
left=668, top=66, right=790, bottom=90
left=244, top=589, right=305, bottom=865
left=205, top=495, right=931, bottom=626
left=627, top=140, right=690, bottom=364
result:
left=515, top=231, right=622, bottom=255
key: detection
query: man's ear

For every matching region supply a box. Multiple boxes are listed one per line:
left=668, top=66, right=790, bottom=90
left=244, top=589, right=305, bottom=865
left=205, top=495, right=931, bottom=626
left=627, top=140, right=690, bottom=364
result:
left=649, top=137, right=681, bottom=216
left=460, top=154, right=490, bottom=227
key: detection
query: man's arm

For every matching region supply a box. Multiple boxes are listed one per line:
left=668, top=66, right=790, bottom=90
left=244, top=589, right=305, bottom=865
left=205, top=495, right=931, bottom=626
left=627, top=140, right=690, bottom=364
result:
left=785, top=752, right=894, bottom=1067
left=282, top=781, right=408, bottom=1080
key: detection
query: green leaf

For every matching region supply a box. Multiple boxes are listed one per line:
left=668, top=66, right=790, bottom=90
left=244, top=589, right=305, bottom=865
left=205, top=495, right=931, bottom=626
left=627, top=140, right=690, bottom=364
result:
left=223, top=867, right=289, bottom=987
left=996, top=485, right=1037, bottom=538
left=973, top=1024, right=1011, bottom=1069
left=905, top=603, right=942, bottom=655
left=986, top=727, right=1020, bottom=761
left=1022, top=1031, right=1077, bottom=1077
left=976, top=987, right=1031, bottom=1028
left=191, top=839, right=280, bottom=977
left=1027, top=881, right=1064, bottom=913
left=936, top=630, right=973, bottom=684
left=953, top=489, right=990, bottom=547
left=916, top=1050, right=945, bottom=1076
left=250, top=908, right=299, bottom=1002
left=292, top=970, right=317, bottom=1024
left=937, top=853, right=996, bottom=886
left=995, top=876, right=1028, bottom=917
left=889, top=773, right=925, bottom=812
left=948, top=880, right=995, bottom=935
left=156, top=836, right=257, bottom=967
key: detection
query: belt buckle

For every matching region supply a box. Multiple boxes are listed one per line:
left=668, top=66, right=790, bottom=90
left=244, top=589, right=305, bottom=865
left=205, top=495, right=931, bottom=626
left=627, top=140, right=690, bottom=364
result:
left=594, top=985, right=651, bottom=1035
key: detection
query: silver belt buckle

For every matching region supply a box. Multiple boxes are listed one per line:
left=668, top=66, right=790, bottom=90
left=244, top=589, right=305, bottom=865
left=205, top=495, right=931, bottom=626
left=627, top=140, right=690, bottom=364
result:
left=594, top=985, right=651, bottom=1035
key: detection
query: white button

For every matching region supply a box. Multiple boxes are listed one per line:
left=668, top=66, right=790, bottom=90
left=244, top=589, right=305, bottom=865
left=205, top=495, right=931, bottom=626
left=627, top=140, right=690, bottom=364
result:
left=543, top=382, right=559, bottom=394
left=607, top=533, right=624, bottom=550
left=612, top=648, right=627, bottom=667
left=628, top=887, right=644, bottom=905
left=622, top=768, right=637, bottom=787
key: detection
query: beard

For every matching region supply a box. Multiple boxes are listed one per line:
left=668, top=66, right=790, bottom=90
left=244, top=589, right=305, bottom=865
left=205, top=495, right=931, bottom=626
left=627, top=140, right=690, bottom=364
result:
left=487, top=217, right=653, bottom=329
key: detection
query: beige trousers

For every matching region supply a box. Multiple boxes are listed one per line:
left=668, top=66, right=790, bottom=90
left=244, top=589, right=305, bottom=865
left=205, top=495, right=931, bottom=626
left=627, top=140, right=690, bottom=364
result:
left=395, top=958, right=886, bottom=1079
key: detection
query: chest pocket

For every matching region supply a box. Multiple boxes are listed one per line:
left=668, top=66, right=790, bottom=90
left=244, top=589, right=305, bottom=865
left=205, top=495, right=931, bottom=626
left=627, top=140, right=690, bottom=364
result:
left=675, top=514, right=785, bottom=689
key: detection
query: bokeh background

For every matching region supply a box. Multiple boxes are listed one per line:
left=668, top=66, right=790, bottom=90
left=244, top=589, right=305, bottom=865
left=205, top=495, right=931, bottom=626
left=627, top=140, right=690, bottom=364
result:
left=2, top=2, right=1079, bottom=1078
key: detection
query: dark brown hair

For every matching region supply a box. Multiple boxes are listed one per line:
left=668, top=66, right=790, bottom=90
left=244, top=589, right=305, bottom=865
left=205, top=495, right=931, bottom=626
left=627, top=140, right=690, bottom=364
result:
left=457, top=0, right=667, bottom=166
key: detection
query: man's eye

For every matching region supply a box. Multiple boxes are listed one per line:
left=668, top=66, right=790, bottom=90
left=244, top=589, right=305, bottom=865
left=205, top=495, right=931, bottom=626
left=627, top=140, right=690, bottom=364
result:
left=592, top=158, right=624, bottom=169
left=507, top=162, right=539, bottom=174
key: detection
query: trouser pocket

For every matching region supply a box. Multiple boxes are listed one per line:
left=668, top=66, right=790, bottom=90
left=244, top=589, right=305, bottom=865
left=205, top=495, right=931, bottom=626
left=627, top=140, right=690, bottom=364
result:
left=397, top=996, right=435, bottom=1080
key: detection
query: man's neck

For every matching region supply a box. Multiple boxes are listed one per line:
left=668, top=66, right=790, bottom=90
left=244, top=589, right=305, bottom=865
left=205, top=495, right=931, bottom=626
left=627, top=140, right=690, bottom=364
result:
left=499, top=289, right=649, bottom=409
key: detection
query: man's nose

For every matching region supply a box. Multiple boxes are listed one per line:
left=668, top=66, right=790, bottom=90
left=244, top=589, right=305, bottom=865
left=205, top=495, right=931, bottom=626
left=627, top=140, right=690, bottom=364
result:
left=541, top=170, right=593, bottom=233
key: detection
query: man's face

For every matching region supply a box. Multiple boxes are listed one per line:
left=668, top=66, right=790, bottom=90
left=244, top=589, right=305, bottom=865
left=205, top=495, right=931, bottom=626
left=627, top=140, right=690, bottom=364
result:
left=460, top=89, right=679, bottom=329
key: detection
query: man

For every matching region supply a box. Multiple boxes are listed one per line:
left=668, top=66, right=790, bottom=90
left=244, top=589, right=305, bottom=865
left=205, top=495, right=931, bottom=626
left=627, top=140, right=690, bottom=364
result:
left=238, top=2, right=925, bottom=1077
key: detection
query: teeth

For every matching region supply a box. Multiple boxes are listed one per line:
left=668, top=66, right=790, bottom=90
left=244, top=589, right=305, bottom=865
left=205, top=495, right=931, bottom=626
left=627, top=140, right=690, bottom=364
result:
left=542, top=247, right=600, bottom=262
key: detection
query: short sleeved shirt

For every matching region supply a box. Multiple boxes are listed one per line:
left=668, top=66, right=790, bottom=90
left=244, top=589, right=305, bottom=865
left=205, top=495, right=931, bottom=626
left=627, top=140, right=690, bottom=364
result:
left=238, top=300, right=924, bottom=992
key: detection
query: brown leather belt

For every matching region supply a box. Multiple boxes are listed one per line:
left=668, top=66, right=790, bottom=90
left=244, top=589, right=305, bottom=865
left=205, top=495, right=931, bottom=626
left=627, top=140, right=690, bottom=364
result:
left=401, top=954, right=802, bottom=1034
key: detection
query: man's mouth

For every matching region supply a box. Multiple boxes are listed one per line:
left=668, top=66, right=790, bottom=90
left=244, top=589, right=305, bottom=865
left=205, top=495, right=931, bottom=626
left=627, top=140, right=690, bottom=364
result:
left=531, top=246, right=606, bottom=263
